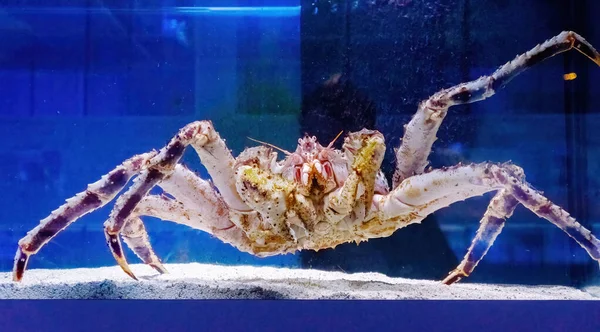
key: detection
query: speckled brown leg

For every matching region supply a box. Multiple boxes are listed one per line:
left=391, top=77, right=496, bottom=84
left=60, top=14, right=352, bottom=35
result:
left=393, top=31, right=600, bottom=188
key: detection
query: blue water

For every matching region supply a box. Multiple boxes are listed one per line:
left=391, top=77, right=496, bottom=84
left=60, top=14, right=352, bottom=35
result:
left=1, top=0, right=600, bottom=287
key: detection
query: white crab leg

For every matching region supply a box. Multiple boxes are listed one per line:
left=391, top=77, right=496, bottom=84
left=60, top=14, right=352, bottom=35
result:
left=103, top=121, right=251, bottom=279
left=122, top=195, right=250, bottom=272
left=116, top=164, right=254, bottom=279
left=379, top=164, right=505, bottom=221
left=156, top=164, right=250, bottom=247
left=119, top=193, right=210, bottom=276
left=157, top=165, right=234, bottom=231
left=188, top=124, right=251, bottom=212
left=377, top=162, right=600, bottom=283
left=133, top=194, right=221, bottom=236
left=120, top=171, right=254, bottom=276
left=12, top=151, right=157, bottom=282
left=14, top=120, right=250, bottom=282
left=393, top=31, right=600, bottom=188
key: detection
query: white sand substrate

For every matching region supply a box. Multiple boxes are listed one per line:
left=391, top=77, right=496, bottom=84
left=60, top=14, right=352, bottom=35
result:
left=0, top=263, right=597, bottom=300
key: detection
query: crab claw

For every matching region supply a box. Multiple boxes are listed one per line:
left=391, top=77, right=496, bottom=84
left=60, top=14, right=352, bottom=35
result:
left=105, top=231, right=138, bottom=281
left=301, top=164, right=311, bottom=187
left=314, top=160, right=323, bottom=177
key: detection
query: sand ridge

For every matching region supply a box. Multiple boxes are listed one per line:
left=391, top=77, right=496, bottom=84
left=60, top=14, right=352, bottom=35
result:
left=0, top=263, right=596, bottom=300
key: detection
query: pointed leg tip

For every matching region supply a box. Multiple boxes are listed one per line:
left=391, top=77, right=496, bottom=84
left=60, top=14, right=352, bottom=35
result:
left=441, top=271, right=466, bottom=285
left=105, top=232, right=139, bottom=280
left=120, top=263, right=138, bottom=281
left=151, top=263, right=168, bottom=275
left=115, top=254, right=138, bottom=280
left=12, top=249, right=29, bottom=283
left=12, top=273, right=23, bottom=283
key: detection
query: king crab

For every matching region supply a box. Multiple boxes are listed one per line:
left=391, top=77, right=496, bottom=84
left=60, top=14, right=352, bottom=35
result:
left=13, top=31, right=600, bottom=285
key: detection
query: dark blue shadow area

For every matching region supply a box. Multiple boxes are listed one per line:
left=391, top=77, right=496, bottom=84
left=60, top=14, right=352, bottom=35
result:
left=1, top=300, right=599, bottom=331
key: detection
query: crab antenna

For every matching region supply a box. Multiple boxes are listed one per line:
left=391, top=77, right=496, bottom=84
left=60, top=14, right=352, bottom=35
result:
left=327, top=130, right=344, bottom=148
left=247, top=137, right=292, bottom=155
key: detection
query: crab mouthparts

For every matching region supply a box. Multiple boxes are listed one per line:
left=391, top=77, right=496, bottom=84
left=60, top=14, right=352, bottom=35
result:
left=300, top=161, right=329, bottom=187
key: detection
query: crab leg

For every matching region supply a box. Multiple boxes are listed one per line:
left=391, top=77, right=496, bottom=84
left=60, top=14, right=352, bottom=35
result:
left=103, top=121, right=250, bottom=280
left=379, top=163, right=507, bottom=222
left=393, top=31, right=600, bottom=187
left=12, top=151, right=157, bottom=282
left=152, top=164, right=250, bottom=248
left=441, top=191, right=519, bottom=285
left=119, top=167, right=253, bottom=276
left=377, top=162, right=600, bottom=283
left=325, top=130, right=386, bottom=224
left=121, top=216, right=168, bottom=274
left=104, top=169, right=169, bottom=279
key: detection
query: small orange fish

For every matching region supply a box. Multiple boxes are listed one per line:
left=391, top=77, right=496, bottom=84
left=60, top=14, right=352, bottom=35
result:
left=563, top=72, right=577, bottom=80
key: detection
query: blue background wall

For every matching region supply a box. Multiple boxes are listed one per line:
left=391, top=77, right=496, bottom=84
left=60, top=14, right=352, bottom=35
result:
left=0, top=0, right=302, bottom=271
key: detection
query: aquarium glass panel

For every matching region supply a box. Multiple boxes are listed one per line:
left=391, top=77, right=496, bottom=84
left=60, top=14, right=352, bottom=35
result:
left=1, top=0, right=600, bottom=299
